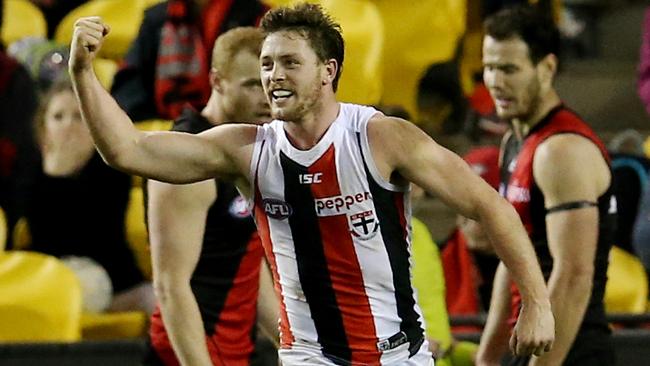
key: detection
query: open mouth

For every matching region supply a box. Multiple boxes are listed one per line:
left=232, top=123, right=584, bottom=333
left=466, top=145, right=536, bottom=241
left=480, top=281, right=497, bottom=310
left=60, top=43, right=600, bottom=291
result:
left=494, top=97, right=514, bottom=108
left=271, top=89, right=294, bottom=102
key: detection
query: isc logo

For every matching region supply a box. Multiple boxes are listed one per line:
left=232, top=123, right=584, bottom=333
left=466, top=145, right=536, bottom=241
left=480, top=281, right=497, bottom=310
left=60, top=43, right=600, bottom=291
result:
left=262, top=198, right=293, bottom=220
left=299, top=173, right=322, bottom=184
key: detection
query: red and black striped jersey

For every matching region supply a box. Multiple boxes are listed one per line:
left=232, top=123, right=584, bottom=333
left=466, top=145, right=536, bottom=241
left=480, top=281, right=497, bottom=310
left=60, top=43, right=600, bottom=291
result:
left=500, top=105, right=615, bottom=331
left=250, top=103, right=428, bottom=365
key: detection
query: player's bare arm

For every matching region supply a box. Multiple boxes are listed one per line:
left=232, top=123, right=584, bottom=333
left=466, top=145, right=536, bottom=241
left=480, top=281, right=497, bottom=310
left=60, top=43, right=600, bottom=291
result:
left=529, top=134, right=609, bottom=366
left=367, top=115, right=554, bottom=357
left=68, top=17, right=256, bottom=185
left=149, top=179, right=216, bottom=366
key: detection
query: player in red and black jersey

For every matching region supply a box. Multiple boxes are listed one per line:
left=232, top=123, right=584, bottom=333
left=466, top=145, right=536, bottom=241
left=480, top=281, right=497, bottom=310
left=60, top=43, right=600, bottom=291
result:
left=477, top=5, right=616, bottom=366
left=144, top=27, right=278, bottom=366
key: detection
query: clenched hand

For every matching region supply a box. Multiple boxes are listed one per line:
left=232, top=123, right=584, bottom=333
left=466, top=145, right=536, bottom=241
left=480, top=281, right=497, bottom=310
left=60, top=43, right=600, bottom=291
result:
left=69, top=16, right=110, bottom=73
left=511, top=301, right=555, bottom=357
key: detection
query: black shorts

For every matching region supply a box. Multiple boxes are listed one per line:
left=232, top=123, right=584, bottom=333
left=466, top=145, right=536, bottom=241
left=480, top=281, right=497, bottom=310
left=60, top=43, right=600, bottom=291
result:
left=505, top=328, right=615, bottom=366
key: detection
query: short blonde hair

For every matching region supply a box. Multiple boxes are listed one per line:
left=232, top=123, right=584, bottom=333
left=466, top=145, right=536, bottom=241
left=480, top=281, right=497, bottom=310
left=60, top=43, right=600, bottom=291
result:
left=211, top=27, right=265, bottom=75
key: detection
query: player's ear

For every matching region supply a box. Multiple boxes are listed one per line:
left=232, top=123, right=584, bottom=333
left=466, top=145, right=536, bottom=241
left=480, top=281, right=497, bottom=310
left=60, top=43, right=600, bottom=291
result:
left=536, top=53, right=557, bottom=90
left=322, top=58, right=338, bottom=86
left=210, top=68, right=224, bottom=93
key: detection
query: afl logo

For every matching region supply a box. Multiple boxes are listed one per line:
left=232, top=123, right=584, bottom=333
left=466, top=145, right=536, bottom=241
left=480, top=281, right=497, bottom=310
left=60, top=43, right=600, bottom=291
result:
left=229, top=196, right=251, bottom=218
left=263, top=199, right=293, bottom=220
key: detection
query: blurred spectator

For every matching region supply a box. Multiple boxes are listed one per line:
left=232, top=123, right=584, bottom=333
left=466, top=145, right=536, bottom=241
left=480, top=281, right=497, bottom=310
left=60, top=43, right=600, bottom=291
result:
left=111, top=0, right=268, bottom=121
left=0, top=0, right=40, bottom=242
left=605, top=131, right=650, bottom=311
left=417, top=45, right=468, bottom=135
left=463, top=75, right=508, bottom=143
left=561, top=0, right=608, bottom=58
left=608, top=129, right=649, bottom=255
left=26, top=78, right=154, bottom=315
left=441, top=146, right=500, bottom=326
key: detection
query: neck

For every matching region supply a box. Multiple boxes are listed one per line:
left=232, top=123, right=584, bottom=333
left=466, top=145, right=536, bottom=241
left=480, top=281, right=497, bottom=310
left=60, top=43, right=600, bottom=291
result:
left=201, top=92, right=225, bottom=126
left=283, top=92, right=340, bottom=150
left=512, top=89, right=561, bottom=139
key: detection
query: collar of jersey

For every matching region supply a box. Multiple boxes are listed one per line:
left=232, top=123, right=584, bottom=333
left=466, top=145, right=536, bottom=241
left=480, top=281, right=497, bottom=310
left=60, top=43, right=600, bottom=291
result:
left=277, top=103, right=344, bottom=167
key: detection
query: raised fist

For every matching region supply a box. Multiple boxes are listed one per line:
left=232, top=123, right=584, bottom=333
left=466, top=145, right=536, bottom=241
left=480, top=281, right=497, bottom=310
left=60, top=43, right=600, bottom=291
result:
left=69, top=16, right=110, bottom=73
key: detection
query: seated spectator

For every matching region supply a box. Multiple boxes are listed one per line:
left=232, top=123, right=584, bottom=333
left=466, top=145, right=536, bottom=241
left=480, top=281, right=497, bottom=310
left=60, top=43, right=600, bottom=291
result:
left=25, top=78, right=154, bottom=315
left=110, top=0, right=268, bottom=121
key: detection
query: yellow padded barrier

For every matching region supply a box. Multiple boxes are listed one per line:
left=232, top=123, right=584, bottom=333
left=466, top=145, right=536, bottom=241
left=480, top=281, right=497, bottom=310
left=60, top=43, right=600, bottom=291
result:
left=54, top=0, right=164, bottom=61
left=374, top=0, right=466, bottom=119
left=81, top=311, right=147, bottom=340
left=605, top=246, right=649, bottom=314
left=321, top=0, right=383, bottom=105
left=93, top=57, right=119, bottom=90
left=126, top=186, right=151, bottom=280
left=12, top=216, right=31, bottom=251
left=0, top=251, right=82, bottom=342
left=0, top=0, right=47, bottom=46
left=135, top=119, right=174, bottom=132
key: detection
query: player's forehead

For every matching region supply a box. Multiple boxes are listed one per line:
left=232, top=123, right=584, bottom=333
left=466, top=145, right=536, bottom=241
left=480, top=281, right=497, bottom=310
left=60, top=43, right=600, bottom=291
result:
left=229, top=50, right=259, bottom=76
left=261, top=30, right=314, bottom=59
left=482, top=35, right=531, bottom=65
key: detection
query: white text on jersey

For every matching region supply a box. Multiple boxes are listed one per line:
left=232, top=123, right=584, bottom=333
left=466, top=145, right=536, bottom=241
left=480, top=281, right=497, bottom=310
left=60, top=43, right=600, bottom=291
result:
left=299, top=173, right=323, bottom=184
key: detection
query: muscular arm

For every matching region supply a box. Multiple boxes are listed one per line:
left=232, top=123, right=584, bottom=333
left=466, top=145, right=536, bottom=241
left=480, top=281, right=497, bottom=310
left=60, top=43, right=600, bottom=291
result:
left=69, top=17, right=256, bottom=184
left=148, top=179, right=216, bottom=366
left=529, top=134, right=610, bottom=366
left=476, top=262, right=514, bottom=365
left=368, top=116, right=553, bottom=356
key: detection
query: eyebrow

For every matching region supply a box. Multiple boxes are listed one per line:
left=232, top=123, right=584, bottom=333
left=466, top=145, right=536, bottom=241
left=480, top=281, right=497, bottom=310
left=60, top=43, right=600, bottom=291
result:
left=261, top=52, right=301, bottom=60
left=482, top=61, right=518, bottom=68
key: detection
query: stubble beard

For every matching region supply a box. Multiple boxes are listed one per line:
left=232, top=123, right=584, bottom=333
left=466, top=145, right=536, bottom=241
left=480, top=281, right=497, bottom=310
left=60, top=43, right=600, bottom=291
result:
left=272, top=76, right=322, bottom=123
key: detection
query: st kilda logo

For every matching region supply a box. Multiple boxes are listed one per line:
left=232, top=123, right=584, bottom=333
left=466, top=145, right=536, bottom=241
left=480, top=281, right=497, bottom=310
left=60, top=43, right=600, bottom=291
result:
left=349, top=210, right=379, bottom=240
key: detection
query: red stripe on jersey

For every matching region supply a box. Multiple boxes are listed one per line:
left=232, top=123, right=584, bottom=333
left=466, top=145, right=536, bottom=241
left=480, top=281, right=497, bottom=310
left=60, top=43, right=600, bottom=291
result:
left=309, top=145, right=381, bottom=364
left=394, top=193, right=408, bottom=242
left=254, top=188, right=295, bottom=348
left=210, top=235, right=263, bottom=365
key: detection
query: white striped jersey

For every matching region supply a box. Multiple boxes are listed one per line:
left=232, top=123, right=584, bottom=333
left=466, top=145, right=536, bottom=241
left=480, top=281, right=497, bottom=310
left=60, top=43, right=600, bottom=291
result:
left=249, top=103, right=429, bottom=365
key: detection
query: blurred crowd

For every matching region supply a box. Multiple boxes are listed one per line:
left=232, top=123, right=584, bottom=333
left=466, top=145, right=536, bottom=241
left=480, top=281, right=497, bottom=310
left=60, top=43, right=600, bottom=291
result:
left=1, top=0, right=650, bottom=365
